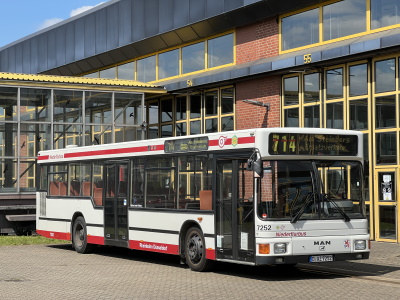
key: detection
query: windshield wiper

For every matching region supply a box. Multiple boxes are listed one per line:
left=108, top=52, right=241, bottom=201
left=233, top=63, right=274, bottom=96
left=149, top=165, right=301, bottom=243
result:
left=323, top=194, right=350, bottom=222
left=290, top=192, right=316, bottom=224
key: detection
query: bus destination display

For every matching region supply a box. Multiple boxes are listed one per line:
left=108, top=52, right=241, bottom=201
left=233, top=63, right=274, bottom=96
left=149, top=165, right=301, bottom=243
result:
left=269, top=133, right=358, bottom=156
left=164, top=137, right=209, bottom=153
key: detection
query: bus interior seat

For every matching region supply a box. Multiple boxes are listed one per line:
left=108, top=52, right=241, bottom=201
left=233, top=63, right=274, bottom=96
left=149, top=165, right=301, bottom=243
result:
left=199, top=190, right=212, bottom=210
left=82, top=182, right=91, bottom=196
left=93, top=188, right=103, bottom=206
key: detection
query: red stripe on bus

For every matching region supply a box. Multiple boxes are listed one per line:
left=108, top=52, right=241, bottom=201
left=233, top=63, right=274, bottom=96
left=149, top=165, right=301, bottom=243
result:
left=63, top=144, right=164, bottom=159
left=36, top=229, right=70, bottom=241
left=129, top=240, right=179, bottom=255
left=239, top=136, right=255, bottom=143
left=87, top=235, right=105, bottom=245
left=38, top=155, right=49, bottom=161
left=209, top=136, right=255, bottom=147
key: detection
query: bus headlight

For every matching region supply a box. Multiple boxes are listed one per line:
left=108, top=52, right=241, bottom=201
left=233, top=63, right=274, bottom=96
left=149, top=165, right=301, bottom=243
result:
left=354, top=240, right=366, bottom=250
left=274, top=243, right=287, bottom=254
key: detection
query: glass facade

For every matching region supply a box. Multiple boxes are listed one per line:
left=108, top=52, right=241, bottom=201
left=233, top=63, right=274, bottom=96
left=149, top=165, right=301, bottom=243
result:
left=281, top=0, right=400, bottom=51
left=0, top=85, right=145, bottom=195
left=84, top=33, right=234, bottom=82
left=147, top=87, right=235, bottom=139
left=281, top=55, right=400, bottom=242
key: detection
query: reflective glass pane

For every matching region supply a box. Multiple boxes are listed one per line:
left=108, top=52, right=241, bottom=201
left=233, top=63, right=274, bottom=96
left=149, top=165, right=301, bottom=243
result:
left=350, top=99, right=368, bottom=130
left=284, top=108, right=299, bottom=127
left=205, top=118, right=218, bottom=133
left=371, top=0, right=400, bottom=29
left=137, top=55, right=156, bottom=82
left=304, top=73, right=320, bottom=103
left=0, top=87, right=18, bottom=122
left=20, top=160, right=36, bottom=192
left=375, top=59, right=396, bottom=93
left=54, top=90, right=83, bottom=123
left=115, top=126, right=138, bottom=143
left=54, top=124, right=83, bottom=148
left=375, top=95, right=396, bottom=129
left=114, top=93, right=143, bottom=126
left=117, top=62, right=134, bottom=80
left=304, top=105, right=320, bottom=128
left=85, top=125, right=112, bottom=145
left=176, top=96, right=187, bottom=121
left=161, top=99, right=173, bottom=122
left=379, top=206, right=396, bottom=239
left=221, top=116, right=234, bottom=131
left=20, top=123, right=51, bottom=155
left=20, top=88, right=51, bottom=122
left=83, top=72, right=99, bottom=78
left=0, top=159, right=17, bottom=192
left=148, top=126, right=158, bottom=139
left=221, top=87, right=234, bottom=114
left=0, top=123, right=17, bottom=157
left=326, top=102, right=344, bottom=129
left=323, top=0, right=366, bottom=41
left=190, top=120, right=201, bottom=135
left=99, top=67, right=116, bottom=79
left=205, top=90, right=218, bottom=117
left=283, top=77, right=299, bottom=105
left=161, top=124, right=173, bottom=137
left=176, top=122, right=187, bottom=136
left=208, top=33, right=233, bottom=68
left=158, top=49, right=179, bottom=79
left=326, top=68, right=343, bottom=99
left=148, top=101, right=159, bottom=124
left=281, top=8, right=319, bottom=51
left=349, top=64, right=368, bottom=96
left=182, top=42, right=205, bottom=74
left=85, top=92, right=112, bottom=124
left=376, top=132, right=396, bottom=164
left=190, top=94, right=201, bottom=119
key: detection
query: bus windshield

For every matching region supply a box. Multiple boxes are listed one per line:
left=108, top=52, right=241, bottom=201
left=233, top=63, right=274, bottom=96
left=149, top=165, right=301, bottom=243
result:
left=258, top=160, right=366, bottom=221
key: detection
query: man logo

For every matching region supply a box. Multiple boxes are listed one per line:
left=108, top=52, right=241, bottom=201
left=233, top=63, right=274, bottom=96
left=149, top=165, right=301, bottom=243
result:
left=314, top=241, right=331, bottom=246
left=319, top=246, right=325, bottom=251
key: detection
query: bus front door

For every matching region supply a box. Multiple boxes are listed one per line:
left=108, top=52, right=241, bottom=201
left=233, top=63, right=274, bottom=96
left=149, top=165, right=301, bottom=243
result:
left=216, top=159, right=255, bottom=263
left=104, top=162, right=129, bottom=247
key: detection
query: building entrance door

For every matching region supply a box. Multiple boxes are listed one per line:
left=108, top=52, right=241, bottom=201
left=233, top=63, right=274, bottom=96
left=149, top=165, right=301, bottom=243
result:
left=374, top=169, right=398, bottom=242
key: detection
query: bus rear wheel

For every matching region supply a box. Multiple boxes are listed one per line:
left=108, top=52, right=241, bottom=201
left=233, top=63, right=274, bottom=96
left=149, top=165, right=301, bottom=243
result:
left=184, top=227, right=212, bottom=272
left=72, top=216, right=94, bottom=254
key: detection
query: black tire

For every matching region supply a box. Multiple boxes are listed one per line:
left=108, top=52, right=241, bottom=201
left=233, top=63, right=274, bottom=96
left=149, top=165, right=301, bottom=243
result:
left=184, top=227, right=212, bottom=272
left=72, top=216, right=94, bottom=254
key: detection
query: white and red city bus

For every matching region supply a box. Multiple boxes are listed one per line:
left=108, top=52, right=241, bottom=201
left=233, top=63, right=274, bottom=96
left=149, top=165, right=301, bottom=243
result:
left=36, top=128, right=370, bottom=271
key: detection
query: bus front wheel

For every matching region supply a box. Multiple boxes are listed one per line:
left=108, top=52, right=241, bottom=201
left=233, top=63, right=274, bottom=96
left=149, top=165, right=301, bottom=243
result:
left=184, top=227, right=212, bottom=272
left=72, top=216, right=94, bottom=254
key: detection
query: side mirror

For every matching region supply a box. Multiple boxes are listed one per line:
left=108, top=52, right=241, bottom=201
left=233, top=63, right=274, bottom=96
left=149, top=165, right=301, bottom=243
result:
left=253, top=159, right=263, bottom=178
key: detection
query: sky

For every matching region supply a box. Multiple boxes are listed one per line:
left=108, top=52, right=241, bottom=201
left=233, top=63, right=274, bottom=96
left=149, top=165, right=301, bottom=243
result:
left=0, top=0, right=109, bottom=48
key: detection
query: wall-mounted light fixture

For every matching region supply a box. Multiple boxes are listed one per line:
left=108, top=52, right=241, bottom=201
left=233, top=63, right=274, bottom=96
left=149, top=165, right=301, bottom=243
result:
left=242, top=99, right=270, bottom=111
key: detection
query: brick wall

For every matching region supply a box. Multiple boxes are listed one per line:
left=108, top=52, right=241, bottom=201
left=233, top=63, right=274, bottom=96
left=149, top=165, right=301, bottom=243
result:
left=235, top=17, right=280, bottom=130
left=236, top=76, right=280, bottom=130
left=236, top=18, right=279, bottom=64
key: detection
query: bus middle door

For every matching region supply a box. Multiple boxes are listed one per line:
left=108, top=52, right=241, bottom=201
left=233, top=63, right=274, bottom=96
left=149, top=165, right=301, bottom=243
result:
left=104, top=161, right=129, bottom=247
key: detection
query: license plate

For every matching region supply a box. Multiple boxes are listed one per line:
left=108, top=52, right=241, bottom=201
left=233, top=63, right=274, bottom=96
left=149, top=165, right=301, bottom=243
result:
left=309, top=255, right=334, bottom=263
